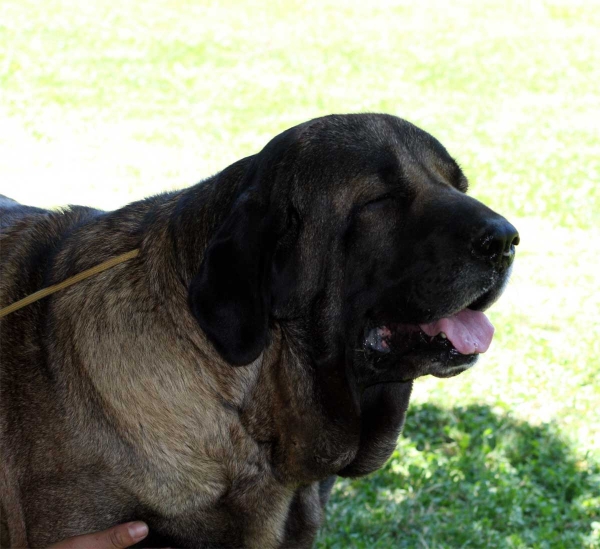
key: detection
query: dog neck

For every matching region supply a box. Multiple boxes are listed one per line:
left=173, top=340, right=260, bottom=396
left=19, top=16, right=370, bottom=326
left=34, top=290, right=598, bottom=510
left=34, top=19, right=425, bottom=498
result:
left=133, top=162, right=368, bottom=483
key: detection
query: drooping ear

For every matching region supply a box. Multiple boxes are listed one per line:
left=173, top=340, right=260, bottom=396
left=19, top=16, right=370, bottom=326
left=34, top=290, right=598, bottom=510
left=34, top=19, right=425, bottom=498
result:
left=188, top=193, right=278, bottom=366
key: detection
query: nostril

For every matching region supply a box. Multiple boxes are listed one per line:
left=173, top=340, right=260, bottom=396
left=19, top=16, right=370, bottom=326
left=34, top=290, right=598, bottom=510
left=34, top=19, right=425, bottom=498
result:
left=501, top=232, right=520, bottom=257
left=473, top=224, right=519, bottom=266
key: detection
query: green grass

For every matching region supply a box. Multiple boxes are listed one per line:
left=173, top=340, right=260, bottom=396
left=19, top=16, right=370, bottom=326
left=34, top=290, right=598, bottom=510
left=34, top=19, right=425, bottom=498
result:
left=319, top=404, right=600, bottom=548
left=1, top=0, right=598, bottom=546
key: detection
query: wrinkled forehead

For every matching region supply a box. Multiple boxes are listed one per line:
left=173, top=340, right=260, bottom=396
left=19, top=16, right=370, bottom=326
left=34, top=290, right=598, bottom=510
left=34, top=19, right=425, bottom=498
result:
left=289, top=115, right=468, bottom=212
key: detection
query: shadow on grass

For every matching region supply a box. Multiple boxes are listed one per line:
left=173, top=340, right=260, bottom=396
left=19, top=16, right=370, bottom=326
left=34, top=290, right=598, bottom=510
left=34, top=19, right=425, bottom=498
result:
left=317, top=403, right=600, bottom=548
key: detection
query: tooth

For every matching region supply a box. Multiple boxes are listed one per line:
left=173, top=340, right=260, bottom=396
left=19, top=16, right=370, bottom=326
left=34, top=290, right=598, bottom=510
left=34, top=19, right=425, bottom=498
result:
left=439, top=332, right=447, bottom=339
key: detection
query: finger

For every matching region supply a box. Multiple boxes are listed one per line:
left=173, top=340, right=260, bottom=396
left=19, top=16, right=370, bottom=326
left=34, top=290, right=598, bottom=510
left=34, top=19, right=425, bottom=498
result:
left=105, top=522, right=149, bottom=548
left=47, top=521, right=149, bottom=549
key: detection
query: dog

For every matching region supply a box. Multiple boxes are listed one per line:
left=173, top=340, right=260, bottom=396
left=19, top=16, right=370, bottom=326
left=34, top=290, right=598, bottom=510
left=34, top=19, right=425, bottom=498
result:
left=0, top=114, right=518, bottom=548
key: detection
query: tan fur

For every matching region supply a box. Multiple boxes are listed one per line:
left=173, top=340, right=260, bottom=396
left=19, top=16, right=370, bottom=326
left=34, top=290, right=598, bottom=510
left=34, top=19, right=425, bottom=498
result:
left=0, top=190, right=324, bottom=546
left=0, top=114, right=516, bottom=547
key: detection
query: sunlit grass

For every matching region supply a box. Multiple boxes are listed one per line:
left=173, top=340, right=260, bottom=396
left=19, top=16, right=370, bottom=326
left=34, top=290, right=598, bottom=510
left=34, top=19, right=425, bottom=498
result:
left=0, top=0, right=598, bottom=546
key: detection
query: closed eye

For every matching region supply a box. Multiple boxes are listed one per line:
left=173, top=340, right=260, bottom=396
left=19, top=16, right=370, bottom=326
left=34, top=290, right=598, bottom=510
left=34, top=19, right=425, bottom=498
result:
left=359, top=194, right=397, bottom=208
left=347, top=194, right=399, bottom=223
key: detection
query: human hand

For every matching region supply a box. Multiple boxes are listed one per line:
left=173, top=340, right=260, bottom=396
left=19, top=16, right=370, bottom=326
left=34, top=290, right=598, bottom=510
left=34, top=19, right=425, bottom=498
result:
left=47, top=521, right=149, bottom=549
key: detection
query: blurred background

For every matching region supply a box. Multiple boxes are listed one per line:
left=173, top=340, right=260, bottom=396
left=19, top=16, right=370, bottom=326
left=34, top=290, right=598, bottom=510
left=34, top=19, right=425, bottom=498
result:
left=1, top=0, right=598, bottom=546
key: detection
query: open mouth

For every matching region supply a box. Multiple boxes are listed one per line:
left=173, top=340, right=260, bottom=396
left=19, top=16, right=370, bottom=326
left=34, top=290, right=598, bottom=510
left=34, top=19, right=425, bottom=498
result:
left=364, top=308, right=495, bottom=359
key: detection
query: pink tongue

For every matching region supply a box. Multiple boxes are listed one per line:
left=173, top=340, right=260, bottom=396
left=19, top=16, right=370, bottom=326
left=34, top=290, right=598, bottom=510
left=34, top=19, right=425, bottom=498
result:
left=419, top=309, right=494, bottom=355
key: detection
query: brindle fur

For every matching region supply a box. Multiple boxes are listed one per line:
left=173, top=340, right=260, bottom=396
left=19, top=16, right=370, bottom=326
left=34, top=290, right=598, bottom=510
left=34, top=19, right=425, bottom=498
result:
left=0, top=114, right=516, bottom=547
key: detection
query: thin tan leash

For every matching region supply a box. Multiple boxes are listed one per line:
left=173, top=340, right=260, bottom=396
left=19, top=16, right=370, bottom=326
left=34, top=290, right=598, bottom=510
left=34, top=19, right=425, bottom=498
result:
left=0, top=249, right=140, bottom=319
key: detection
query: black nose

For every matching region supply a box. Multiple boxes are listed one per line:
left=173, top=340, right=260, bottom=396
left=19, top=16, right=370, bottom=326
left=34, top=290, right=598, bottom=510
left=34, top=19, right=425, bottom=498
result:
left=473, top=220, right=520, bottom=268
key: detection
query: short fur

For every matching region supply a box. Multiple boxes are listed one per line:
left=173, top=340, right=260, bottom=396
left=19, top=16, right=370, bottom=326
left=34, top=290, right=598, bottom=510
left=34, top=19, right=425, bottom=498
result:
left=0, top=114, right=517, bottom=547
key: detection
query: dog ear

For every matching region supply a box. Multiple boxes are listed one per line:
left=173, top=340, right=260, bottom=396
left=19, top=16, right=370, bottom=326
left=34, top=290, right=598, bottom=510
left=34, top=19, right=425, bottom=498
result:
left=188, top=192, right=279, bottom=366
left=189, top=124, right=308, bottom=365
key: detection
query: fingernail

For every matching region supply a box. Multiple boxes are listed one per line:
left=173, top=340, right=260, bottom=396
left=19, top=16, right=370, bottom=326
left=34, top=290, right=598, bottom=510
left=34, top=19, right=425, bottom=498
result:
left=128, top=521, right=149, bottom=540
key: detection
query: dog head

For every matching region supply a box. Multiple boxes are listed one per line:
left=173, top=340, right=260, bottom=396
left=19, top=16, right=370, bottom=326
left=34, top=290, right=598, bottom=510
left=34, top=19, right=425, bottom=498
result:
left=189, top=113, right=518, bottom=476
